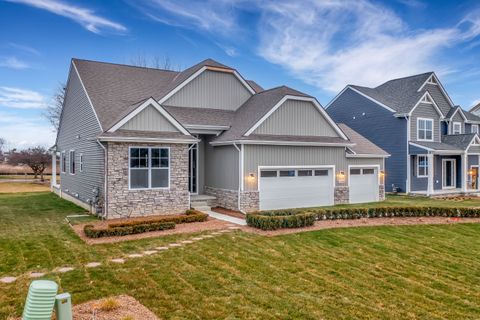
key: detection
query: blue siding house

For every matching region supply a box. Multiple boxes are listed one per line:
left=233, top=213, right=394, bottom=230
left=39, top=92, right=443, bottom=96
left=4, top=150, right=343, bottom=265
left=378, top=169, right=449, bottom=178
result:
left=327, top=72, right=480, bottom=195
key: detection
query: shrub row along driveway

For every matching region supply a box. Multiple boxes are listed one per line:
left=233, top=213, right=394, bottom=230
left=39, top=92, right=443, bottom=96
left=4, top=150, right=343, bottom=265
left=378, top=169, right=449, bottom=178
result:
left=1, top=192, right=480, bottom=319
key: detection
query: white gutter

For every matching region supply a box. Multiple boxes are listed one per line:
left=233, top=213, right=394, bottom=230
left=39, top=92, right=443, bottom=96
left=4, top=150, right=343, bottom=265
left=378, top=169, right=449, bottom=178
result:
left=98, top=137, right=199, bottom=144
left=232, top=143, right=246, bottom=214
left=211, top=140, right=356, bottom=147
left=96, top=139, right=108, bottom=219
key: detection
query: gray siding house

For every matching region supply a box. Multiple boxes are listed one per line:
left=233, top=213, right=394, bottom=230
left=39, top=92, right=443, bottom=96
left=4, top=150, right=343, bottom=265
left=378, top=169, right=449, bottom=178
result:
left=52, top=58, right=388, bottom=219
left=327, top=72, right=480, bottom=195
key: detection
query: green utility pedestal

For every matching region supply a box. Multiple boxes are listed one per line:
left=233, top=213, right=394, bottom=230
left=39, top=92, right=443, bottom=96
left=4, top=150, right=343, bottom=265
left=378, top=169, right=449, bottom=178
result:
left=55, top=293, right=73, bottom=320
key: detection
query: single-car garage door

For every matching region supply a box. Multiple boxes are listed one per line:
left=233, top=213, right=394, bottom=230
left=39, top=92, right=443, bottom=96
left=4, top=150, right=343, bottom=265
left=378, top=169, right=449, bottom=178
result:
left=349, top=167, right=379, bottom=204
left=259, top=168, right=334, bottom=210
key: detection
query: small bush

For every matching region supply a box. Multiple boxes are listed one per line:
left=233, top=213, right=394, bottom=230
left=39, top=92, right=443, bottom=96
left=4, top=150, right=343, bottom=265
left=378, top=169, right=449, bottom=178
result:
left=84, top=221, right=175, bottom=238
left=98, top=297, right=120, bottom=311
left=108, top=210, right=207, bottom=228
left=246, top=210, right=316, bottom=230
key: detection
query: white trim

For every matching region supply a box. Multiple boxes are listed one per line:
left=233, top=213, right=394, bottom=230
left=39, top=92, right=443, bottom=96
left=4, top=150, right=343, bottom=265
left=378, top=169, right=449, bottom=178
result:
left=471, top=124, right=479, bottom=134
left=98, top=136, right=198, bottom=144
left=96, top=140, right=108, bottom=218
left=325, top=85, right=396, bottom=113
left=347, top=164, right=381, bottom=191
left=79, top=153, right=84, bottom=173
left=240, top=144, right=244, bottom=192
left=210, top=140, right=355, bottom=147
left=128, top=146, right=171, bottom=191
left=416, top=155, right=428, bottom=178
left=60, top=151, right=66, bottom=173
left=158, top=66, right=255, bottom=105
left=409, top=92, right=444, bottom=118
left=452, top=121, right=462, bottom=134
left=469, top=165, right=479, bottom=190
left=448, top=107, right=468, bottom=122
left=232, top=143, right=242, bottom=211
left=184, top=124, right=230, bottom=130
left=188, top=142, right=199, bottom=195
left=406, top=115, right=411, bottom=193
left=69, top=149, right=76, bottom=175
left=417, top=73, right=455, bottom=107
left=72, top=61, right=103, bottom=131
left=466, top=135, right=480, bottom=152
left=257, top=165, right=336, bottom=192
left=108, top=98, right=190, bottom=134
left=243, top=95, right=349, bottom=140
left=346, top=154, right=390, bottom=158
left=416, top=117, right=434, bottom=141
left=442, top=158, right=457, bottom=189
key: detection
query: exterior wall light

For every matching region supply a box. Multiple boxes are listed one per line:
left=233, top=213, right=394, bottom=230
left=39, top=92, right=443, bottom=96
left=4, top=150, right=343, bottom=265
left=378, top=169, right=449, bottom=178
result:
left=248, top=173, right=255, bottom=179
left=336, top=171, right=345, bottom=184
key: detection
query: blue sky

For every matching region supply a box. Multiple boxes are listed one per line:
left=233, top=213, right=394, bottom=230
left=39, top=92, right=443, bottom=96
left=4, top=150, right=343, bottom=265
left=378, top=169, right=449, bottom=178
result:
left=1, top=0, right=480, bottom=148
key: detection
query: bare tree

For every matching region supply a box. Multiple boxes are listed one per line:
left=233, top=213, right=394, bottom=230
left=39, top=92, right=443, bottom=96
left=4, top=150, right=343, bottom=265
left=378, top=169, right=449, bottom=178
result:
left=43, top=83, right=66, bottom=131
left=8, top=146, right=50, bottom=180
left=129, top=54, right=178, bottom=71
left=0, top=138, right=5, bottom=162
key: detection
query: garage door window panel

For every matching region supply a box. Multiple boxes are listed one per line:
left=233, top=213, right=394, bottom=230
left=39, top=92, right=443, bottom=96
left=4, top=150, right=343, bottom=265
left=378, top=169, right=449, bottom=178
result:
left=279, top=170, right=295, bottom=177
left=298, top=170, right=313, bottom=176
left=260, top=170, right=277, bottom=178
left=314, top=170, right=329, bottom=176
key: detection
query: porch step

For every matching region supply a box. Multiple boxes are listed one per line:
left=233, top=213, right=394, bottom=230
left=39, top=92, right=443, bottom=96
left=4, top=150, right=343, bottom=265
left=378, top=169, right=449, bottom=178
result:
left=192, top=206, right=212, bottom=212
left=190, top=194, right=216, bottom=201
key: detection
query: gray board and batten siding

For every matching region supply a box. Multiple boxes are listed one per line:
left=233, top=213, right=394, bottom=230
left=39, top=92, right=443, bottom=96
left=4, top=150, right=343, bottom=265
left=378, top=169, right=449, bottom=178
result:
left=120, top=105, right=180, bottom=132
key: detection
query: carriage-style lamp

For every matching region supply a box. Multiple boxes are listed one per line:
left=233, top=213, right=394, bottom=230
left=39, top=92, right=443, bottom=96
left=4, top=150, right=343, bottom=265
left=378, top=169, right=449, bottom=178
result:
left=248, top=173, right=255, bottom=180
left=380, top=170, right=385, bottom=176
left=337, top=171, right=345, bottom=183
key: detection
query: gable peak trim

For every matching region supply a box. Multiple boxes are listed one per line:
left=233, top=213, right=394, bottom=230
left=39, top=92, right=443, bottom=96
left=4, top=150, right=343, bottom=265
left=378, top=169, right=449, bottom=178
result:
left=243, top=95, right=349, bottom=140
left=107, top=97, right=191, bottom=135
left=417, top=72, right=454, bottom=107
left=409, top=91, right=444, bottom=118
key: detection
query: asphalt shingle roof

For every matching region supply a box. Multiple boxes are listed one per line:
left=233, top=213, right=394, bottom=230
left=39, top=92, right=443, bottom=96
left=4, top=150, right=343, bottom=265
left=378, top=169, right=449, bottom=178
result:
left=338, top=124, right=389, bottom=156
left=410, top=141, right=462, bottom=152
left=442, top=134, right=477, bottom=150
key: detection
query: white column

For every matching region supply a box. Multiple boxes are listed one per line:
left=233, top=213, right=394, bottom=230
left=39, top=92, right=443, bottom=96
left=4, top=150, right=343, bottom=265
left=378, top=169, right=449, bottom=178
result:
left=462, top=152, right=468, bottom=192
left=51, top=151, right=57, bottom=189
left=427, top=153, right=434, bottom=196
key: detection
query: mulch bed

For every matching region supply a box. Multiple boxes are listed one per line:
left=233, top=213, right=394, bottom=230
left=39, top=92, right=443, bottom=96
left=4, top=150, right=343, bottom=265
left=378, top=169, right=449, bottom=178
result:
left=211, top=207, right=245, bottom=219
left=241, top=216, right=480, bottom=236
left=71, top=217, right=230, bottom=245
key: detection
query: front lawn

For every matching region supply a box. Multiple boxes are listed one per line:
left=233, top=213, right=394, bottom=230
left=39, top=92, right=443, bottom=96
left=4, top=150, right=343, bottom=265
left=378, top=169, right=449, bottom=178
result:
left=1, top=192, right=480, bottom=319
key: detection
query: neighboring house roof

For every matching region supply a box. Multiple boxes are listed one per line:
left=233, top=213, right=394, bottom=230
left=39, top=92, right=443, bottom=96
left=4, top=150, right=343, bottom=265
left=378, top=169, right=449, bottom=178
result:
left=349, top=72, right=432, bottom=114
left=338, top=124, right=389, bottom=156
left=212, top=86, right=313, bottom=143
left=73, top=58, right=258, bottom=130
left=469, top=102, right=480, bottom=114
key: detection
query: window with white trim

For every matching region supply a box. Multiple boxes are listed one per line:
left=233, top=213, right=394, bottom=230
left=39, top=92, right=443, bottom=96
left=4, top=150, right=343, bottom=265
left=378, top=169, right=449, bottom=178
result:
left=417, top=118, right=433, bottom=141
left=472, top=124, right=478, bottom=134
left=129, top=147, right=169, bottom=189
left=61, top=152, right=66, bottom=173
left=79, top=153, right=84, bottom=172
left=417, top=155, right=428, bottom=177
left=69, top=150, right=76, bottom=175
left=452, top=122, right=462, bottom=134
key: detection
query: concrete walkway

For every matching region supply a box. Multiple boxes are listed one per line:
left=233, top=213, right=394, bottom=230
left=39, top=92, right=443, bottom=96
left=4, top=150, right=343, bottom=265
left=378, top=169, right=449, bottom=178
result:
left=204, top=210, right=247, bottom=226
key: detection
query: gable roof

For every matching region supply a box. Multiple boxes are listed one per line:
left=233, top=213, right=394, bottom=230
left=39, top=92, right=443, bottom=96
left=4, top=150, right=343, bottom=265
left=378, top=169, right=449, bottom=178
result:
left=73, top=58, right=258, bottom=131
left=338, top=124, right=389, bottom=157
left=442, top=133, right=478, bottom=150
left=469, top=102, right=480, bottom=114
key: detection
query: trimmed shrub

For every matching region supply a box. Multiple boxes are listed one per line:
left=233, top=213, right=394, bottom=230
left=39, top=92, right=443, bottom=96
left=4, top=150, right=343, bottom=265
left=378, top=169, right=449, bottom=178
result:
left=84, top=221, right=175, bottom=238
left=246, top=210, right=316, bottom=230
left=108, top=210, right=208, bottom=228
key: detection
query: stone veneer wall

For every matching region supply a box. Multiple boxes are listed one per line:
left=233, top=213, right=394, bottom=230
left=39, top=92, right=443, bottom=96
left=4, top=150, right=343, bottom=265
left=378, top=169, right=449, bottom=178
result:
left=106, top=142, right=190, bottom=219
left=379, top=185, right=385, bottom=201
left=334, top=186, right=349, bottom=204
left=239, top=191, right=259, bottom=212
left=204, top=186, right=238, bottom=210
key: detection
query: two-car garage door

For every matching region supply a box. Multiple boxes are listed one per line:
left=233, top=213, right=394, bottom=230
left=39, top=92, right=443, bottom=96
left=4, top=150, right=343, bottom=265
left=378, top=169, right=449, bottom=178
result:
left=259, top=167, right=334, bottom=210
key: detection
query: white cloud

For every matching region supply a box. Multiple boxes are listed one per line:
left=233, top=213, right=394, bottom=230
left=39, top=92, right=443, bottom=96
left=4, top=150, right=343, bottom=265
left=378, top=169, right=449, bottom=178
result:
left=0, top=57, right=29, bottom=69
left=0, top=112, right=55, bottom=148
left=8, top=43, right=40, bottom=55
left=0, top=87, right=47, bottom=109
left=7, top=0, right=127, bottom=34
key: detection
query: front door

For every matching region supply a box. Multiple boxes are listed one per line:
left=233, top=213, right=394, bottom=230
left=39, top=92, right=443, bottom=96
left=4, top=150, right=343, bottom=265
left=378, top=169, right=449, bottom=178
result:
left=471, top=167, right=478, bottom=189
left=188, top=143, right=197, bottom=194
left=442, top=159, right=456, bottom=189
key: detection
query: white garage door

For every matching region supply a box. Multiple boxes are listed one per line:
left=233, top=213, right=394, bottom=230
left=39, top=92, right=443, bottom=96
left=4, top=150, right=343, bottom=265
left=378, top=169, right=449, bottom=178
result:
left=259, top=168, right=334, bottom=210
left=349, top=167, right=379, bottom=204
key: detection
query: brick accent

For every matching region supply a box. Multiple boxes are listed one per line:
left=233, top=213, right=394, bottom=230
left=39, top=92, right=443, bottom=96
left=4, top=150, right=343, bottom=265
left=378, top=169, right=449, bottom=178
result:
left=204, top=186, right=238, bottom=210
left=334, top=186, right=349, bottom=204
left=106, top=142, right=189, bottom=219
left=379, top=185, right=385, bottom=201
left=240, top=191, right=259, bottom=212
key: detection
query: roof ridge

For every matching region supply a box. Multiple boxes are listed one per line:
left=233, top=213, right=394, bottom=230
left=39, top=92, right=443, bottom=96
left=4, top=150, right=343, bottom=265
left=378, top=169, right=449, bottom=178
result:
left=375, top=72, right=433, bottom=88
left=72, top=58, right=180, bottom=73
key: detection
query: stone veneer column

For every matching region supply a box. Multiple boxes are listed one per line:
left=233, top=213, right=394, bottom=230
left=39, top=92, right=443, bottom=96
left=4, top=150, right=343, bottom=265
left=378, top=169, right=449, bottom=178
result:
left=239, top=191, right=259, bottom=212
left=334, top=186, right=349, bottom=204
left=379, top=185, right=385, bottom=201
left=106, top=142, right=190, bottom=219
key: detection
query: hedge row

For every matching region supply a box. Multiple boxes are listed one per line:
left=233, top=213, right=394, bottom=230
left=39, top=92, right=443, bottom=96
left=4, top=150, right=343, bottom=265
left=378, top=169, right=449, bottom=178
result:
left=108, top=210, right=208, bottom=228
left=246, top=210, right=316, bottom=230
left=247, top=206, right=480, bottom=230
left=84, top=221, right=175, bottom=238
left=84, top=210, right=208, bottom=238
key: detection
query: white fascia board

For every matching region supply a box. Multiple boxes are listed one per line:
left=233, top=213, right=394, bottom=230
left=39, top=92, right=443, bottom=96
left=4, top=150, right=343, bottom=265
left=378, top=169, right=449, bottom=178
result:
left=98, top=136, right=199, bottom=144
left=72, top=60, right=104, bottom=132
left=346, top=154, right=390, bottom=158
left=409, top=142, right=435, bottom=152
left=210, top=139, right=355, bottom=147
left=409, top=91, right=444, bottom=118
left=418, top=73, right=455, bottom=107
left=466, top=135, right=480, bottom=150
left=184, top=124, right=230, bottom=130
left=324, top=86, right=349, bottom=109
left=448, top=107, right=468, bottom=121
left=243, top=95, right=349, bottom=140
left=346, top=86, right=396, bottom=113
left=107, top=98, right=191, bottom=135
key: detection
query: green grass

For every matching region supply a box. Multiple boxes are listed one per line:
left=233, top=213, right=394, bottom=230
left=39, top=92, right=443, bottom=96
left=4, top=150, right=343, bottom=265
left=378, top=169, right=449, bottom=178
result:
left=1, top=192, right=480, bottom=319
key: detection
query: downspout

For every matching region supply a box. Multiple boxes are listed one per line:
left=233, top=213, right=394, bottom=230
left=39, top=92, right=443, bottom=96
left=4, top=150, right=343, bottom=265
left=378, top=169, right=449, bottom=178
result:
left=233, top=143, right=246, bottom=213
left=96, top=140, right=108, bottom=219
left=405, top=115, right=411, bottom=193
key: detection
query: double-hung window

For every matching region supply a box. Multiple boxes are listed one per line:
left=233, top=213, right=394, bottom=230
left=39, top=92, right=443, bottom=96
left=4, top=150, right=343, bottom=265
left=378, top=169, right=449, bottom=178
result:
left=129, top=147, right=169, bottom=189
left=61, top=152, right=66, bottom=173
left=417, top=155, right=428, bottom=177
left=452, top=122, right=462, bottom=134
left=417, top=118, right=433, bottom=141
left=69, top=150, right=76, bottom=175
left=472, top=124, right=479, bottom=134
left=79, top=154, right=84, bottom=172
